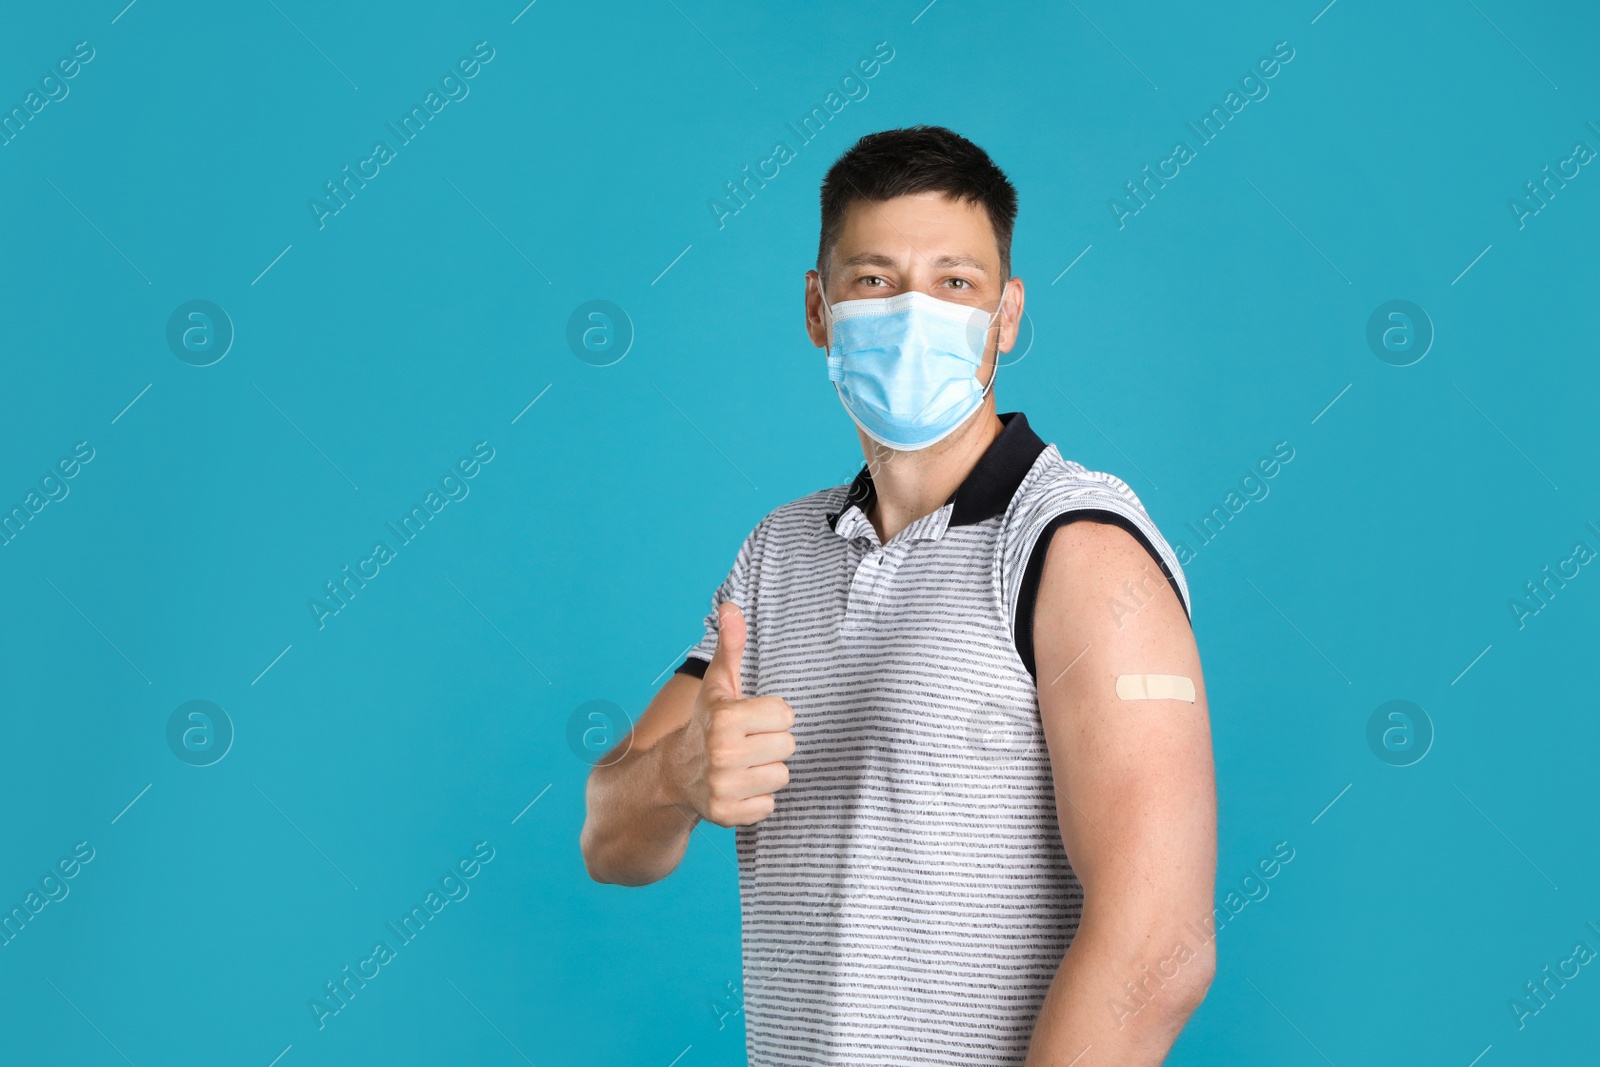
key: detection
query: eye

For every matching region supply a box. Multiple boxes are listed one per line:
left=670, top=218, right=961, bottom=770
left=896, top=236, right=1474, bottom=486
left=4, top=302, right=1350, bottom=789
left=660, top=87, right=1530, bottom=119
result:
left=944, top=277, right=973, bottom=290
left=859, top=275, right=888, bottom=288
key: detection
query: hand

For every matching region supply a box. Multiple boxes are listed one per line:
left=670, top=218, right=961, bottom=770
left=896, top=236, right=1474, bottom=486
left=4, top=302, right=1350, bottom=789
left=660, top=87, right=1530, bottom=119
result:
left=667, top=602, right=795, bottom=827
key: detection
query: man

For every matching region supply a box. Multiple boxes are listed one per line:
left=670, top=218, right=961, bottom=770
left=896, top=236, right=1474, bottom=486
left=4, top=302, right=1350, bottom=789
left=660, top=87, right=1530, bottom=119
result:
left=581, top=126, right=1216, bottom=1066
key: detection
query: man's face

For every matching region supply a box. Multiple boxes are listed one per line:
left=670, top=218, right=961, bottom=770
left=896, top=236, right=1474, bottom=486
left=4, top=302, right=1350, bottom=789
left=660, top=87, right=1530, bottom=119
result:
left=805, top=190, right=1022, bottom=363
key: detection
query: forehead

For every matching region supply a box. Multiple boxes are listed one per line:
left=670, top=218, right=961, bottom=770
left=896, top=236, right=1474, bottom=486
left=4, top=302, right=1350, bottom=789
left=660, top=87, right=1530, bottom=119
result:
left=831, top=190, right=998, bottom=273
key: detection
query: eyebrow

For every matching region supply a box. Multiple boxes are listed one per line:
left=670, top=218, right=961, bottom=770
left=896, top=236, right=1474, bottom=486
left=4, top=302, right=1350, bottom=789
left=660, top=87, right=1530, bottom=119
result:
left=838, top=251, right=991, bottom=275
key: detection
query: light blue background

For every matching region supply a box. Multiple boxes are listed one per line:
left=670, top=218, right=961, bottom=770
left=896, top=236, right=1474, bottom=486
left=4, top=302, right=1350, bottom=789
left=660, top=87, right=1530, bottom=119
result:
left=2, top=1, right=1596, bottom=1064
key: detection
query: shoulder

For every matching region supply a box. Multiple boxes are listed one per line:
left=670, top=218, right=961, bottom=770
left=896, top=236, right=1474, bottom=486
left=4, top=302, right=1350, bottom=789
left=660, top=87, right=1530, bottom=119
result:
left=1033, top=515, right=1200, bottom=694
left=761, top=482, right=851, bottom=536
left=1005, top=445, right=1191, bottom=619
left=1042, top=519, right=1177, bottom=621
left=730, top=480, right=855, bottom=558
left=771, top=482, right=852, bottom=526
left=1008, top=446, right=1160, bottom=541
left=1001, top=445, right=1193, bottom=679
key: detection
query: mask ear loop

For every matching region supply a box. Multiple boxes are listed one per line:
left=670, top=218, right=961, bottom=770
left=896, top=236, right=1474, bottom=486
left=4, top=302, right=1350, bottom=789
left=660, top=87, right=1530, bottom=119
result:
left=818, top=278, right=848, bottom=395
left=979, top=278, right=1010, bottom=401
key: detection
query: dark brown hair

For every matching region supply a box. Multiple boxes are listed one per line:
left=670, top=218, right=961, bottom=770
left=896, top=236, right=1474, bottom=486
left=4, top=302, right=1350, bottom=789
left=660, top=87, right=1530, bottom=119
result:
left=817, top=125, right=1018, bottom=283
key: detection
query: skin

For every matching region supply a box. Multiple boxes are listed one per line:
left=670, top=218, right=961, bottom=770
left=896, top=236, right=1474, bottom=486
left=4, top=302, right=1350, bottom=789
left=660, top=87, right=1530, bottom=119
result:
left=580, top=189, right=1216, bottom=1064
left=804, top=190, right=1021, bottom=545
left=575, top=600, right=787, bottom=887
left=1023, top=520, right=1216, bottom=1065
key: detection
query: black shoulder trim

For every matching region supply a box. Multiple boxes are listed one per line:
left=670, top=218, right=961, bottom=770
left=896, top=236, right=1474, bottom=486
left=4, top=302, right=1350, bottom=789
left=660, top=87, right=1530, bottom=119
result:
left=674, top=655, right=710, bottom=679
left=1014, top=508, right=1190, bottom=682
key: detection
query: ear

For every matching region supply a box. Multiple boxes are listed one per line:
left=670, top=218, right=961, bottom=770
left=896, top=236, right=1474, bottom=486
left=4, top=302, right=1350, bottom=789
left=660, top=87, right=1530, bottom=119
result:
left=997, top=276, right=1025, bottom=355
left=805, top=270, right=831, bottom=350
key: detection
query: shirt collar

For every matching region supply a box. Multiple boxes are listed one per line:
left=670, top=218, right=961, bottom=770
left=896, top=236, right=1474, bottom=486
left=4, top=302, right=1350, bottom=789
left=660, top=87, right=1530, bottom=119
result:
left=823, top=411, right=1048, bottom=538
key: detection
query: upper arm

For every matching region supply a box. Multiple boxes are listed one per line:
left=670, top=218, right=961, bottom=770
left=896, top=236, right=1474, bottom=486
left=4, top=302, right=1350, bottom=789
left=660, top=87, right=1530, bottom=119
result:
left=1033, top=519, right=1215, bottom=924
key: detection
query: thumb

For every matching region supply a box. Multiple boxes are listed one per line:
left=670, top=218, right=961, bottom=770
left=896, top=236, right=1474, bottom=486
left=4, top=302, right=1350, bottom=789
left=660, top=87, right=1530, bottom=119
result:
left=702, top=601, right=746, bottom=702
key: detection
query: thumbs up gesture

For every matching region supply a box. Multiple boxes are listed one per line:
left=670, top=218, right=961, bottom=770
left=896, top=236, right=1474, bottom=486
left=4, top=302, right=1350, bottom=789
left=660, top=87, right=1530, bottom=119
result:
left=667, top=602, right=795, bottom=827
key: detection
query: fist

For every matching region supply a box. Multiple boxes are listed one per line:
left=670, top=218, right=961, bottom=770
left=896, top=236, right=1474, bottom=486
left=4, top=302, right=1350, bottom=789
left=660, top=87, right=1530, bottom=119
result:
left=670, top=602, right=795, bottom=827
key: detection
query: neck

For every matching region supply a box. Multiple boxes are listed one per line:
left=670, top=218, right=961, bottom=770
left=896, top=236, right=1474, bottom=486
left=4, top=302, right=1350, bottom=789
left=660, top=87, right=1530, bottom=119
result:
left=861, top=400, right=1004, bottom=544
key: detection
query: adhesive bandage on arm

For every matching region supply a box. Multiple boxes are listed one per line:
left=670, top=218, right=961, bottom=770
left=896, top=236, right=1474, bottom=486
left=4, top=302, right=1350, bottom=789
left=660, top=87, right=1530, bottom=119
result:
left=1115, top=674, right=1197, bottom=703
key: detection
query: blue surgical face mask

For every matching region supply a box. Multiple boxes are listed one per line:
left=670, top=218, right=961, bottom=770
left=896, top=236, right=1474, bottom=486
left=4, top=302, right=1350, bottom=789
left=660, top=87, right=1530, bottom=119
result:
left=821, top=284, right=1008, bottom=451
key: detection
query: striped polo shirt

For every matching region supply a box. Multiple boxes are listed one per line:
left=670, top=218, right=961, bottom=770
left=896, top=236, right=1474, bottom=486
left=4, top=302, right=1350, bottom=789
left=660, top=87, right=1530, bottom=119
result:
left=675, top=410, right=1192, bottom=1066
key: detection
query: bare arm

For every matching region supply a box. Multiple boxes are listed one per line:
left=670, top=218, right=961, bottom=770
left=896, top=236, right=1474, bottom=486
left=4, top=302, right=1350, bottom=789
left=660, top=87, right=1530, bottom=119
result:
left=579, top=670, right=703, bottom=887
left=1025, top=521, right=1218, bottom=1066
left=580, top=603, right=794, bottom=887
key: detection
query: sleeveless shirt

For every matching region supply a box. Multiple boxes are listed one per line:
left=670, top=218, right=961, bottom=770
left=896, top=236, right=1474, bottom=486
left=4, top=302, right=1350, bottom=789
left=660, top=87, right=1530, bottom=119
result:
left=674, top=410, right=1192, bottom=1065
